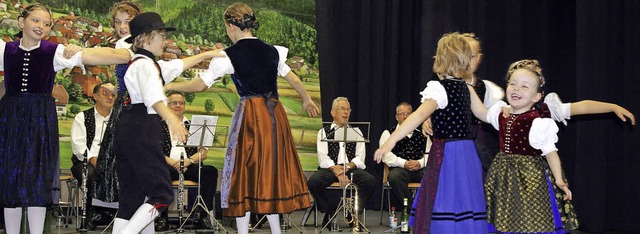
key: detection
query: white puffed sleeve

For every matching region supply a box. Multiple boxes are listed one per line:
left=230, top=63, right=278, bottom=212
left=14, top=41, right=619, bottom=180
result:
left=115, top=36, right=133, bottom=51
left=158, top=59, right=185, bottom=83
left=200, top=52, right=234, bottom=88
left=274, top=46, right=292, bottom=77
left=53, top=44, right=84, bottom=71
left=482, top=80, right=505, bottom=108
left=419, top=81, right=448, bottom=109
left=544, top=92, right=572, bottom=126
left=0, top=40, right=5, bottom=71
left=529, top=118, right=559, bottom=156
left=485, top=101, right=509, bottom=130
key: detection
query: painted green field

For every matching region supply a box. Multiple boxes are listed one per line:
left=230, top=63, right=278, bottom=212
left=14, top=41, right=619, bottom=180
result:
left=59, top=78, right=322, bottom=171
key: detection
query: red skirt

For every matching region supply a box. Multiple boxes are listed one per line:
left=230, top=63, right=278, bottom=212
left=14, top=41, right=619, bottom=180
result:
left=222, top=96, right=311, bottom=217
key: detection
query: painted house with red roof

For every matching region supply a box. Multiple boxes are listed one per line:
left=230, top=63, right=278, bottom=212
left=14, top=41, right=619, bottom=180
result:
left=52, top=84, right=69, bottom=116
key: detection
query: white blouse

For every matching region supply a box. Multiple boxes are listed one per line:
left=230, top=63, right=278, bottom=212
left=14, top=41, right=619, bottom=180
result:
left=124, top=53, right=183, bottom=114
left=0, top=39, right=84, bottom=72
left=486, top=101, right=559, bottom=156
left=419, top=80, right=449, bottom=109
left=199, top=38, right=292, bottom=88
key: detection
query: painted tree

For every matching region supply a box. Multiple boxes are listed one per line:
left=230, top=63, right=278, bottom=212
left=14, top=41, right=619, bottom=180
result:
left=184, top=92, right=195, bottom=104
left=204, top=99, right=214, bottom=114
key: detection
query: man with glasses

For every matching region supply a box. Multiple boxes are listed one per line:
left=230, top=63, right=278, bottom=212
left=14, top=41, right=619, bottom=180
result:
left=70, top=82, right=118, bottom=230
left=379, top=102, right=431, bottom=208
left=155, top=91, right=219, bottom=231
left=307, top=97, right=376, bottom=228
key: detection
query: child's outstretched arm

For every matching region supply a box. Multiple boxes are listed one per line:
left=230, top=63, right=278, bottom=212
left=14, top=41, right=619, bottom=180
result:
left=179, top=49, right=225, bottom=71
left=468, top=85, right=489, bottom=122
left=374, top=100, right=437, bottom=163
left=545, top=151, right=572, bottom=201
left=570, top=100, right=635, bottom=125
left=165, top=51, right=231, bottom=93
left=282, top=71, right=319, bottom=117
left=64, top=45, right=131, bottom=65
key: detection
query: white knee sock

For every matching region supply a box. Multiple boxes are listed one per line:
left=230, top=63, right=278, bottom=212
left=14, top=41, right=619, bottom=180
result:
left=111, top=218, right=129, bottom=234
left=235, top=211, right=250, bottom=234
left=27, top=207, right=46, bottom=234
left=266, top=214, right=282, bottom=234
left=119, top=203, right=159, bottom=234
left=140, top=219, right=155, bottom=234
left=4, top=207, right=22, bottom=234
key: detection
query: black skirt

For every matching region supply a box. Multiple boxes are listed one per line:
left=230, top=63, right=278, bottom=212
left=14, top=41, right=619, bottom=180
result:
left=0, top=93, right=60, bottom=207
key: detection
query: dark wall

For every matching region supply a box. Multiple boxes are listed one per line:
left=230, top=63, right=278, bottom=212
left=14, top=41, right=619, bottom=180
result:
left=316, top=0, right=639, bottom=232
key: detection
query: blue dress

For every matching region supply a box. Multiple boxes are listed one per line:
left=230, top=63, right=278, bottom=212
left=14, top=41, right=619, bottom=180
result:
left=0, top=40, right=61, bottom=207
left=409, top=78, right=488, bottom=233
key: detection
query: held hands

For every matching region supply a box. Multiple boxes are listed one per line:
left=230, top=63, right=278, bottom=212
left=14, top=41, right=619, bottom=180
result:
left=556, top=181, right=572, bottom=201
left=374, top=141, right=396, bottom=163
left=202, top=49, right=227, bottom=59
left=302, top=99, right=320, bottom=117
left=63, top=44, right=83, bottom=59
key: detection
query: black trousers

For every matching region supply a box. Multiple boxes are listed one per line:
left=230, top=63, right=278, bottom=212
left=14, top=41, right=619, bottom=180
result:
left=307, top=168, right=376, bottom=213
left=387, top=167, right=423, bottom=208
left=115, top=104, right=173, bottom=219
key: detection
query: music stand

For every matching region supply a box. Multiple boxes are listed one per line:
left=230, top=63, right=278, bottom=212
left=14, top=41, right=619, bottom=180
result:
left=174, top=118, right=229, bottom=233
left=318, top=121, right=371, bottom=233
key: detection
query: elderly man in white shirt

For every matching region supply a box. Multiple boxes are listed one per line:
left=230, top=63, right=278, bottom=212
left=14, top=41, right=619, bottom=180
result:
left=70, top=82, right=119, bottom=230
left=307, top=97, right=376, bottom=227
left=379, top=102, right=431, bottom=208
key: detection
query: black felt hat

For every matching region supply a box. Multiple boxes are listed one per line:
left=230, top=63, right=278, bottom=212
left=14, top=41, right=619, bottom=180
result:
left=125, top=12, right=175, bottom=43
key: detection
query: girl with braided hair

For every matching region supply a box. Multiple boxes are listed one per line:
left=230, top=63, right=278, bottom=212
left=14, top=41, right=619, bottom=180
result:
left=164, top=2, right=319, bottom=233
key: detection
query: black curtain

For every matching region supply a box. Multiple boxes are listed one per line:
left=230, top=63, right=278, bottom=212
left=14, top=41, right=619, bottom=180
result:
left=316, top=0, right=639, bottom=232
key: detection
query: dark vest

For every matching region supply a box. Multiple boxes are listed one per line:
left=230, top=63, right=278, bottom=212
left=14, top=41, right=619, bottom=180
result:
left=72, top=108, right=96, bottom=164
left=389, top=126, right=427, bottom=160
left=431, top=79, right=472, bottom=140
left=3, top=40, right=57, bottom=94
left=498, top=104, right=551, bottom=156
left=161, top=120, right=198, bottom=157
left=224, top=39, right=279, bottom=97
left=323, top=125, right=356, bottom=164
left=470, top=78, right=487, bottom=124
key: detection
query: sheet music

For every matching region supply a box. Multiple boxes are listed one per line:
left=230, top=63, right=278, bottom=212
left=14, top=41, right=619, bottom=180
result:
left=187, top=115, right=218, bottom=147
left=331, top=126, right=364, bottom=141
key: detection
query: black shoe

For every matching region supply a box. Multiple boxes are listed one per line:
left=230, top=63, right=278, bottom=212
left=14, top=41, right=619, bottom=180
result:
left=155, top=216, right=170, bottom=231
left=85, top=211, right=103, bottom=231
left=197, top=215, right=214, bottom=229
